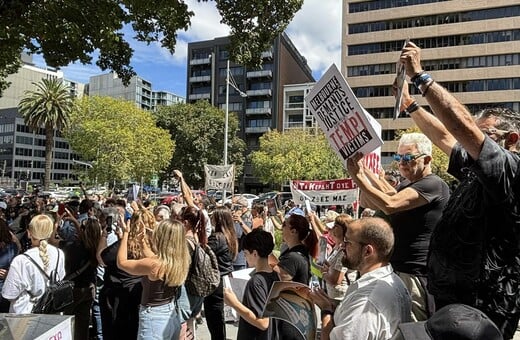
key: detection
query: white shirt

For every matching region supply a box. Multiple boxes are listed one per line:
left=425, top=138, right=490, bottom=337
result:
left=2, top=246, right=66, bottom=313
left=330, top=264, right=411, bottom=340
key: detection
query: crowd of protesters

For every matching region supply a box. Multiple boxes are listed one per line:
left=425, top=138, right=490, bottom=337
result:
left=0, top=40, right=519, bottom=340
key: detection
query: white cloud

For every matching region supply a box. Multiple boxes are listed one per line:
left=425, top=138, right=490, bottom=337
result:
left=286, top=0, right=342, bottom=79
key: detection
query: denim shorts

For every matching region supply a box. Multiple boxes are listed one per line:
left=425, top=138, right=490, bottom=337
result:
left=138, top=300, right=180, bottom=340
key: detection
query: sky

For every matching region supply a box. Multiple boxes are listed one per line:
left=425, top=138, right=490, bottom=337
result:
left=32, top=0, right=343, bottom=97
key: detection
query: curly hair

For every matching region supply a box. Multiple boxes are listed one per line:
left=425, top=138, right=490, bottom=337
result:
left=128, top=208, right=157, bottom=259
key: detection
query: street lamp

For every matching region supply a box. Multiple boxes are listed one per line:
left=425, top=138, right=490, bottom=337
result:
left=223, top=59, right=247, bottom=198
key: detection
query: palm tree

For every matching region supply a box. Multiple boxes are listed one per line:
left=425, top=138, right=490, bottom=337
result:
left=18, top=78, right=74, bottom=190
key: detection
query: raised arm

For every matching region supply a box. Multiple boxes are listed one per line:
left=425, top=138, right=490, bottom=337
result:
left=400, top=41, right=483, bottom=159
left=173, top=170, right=195, bottom=207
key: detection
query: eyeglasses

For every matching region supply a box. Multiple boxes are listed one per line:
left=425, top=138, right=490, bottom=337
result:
left=392, top=153, right=426, bottom=163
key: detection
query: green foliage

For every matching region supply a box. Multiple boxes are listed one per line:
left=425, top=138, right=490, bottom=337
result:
left=18, top=78, right=75, bottom=190
left=395, top=126, right=454, bottom=183
left=250, top=129, right=346, bottom=187
left=153, top=100, right=246, bottom=188
left=0, top=0, right=303, bottom=96
left=65, top=96, right=174, bottom=184
left=215, top=0, right=304, bottom=66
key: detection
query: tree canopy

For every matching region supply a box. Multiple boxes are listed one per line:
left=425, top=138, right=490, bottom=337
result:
left=153, top=100, right=246, bottom=188
left=65, top=96, right=174, bottom=185
left=250, top=129, right=346, bottom=188
left=0, top=0, right=303, bottom=96
left=18, top=78, right=75, bottom=190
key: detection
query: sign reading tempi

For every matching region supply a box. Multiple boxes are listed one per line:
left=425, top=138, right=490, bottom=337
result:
left=305, top=64, right=383, bottom=166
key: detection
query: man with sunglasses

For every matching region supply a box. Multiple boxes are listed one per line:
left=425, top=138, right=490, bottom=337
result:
left=399, top=41, right=520, bottom=339
left=347, top=132, right=449, bottom=322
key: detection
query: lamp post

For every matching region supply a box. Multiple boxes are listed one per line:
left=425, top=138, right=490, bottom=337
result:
left=223, top=59, right=247, bottom=198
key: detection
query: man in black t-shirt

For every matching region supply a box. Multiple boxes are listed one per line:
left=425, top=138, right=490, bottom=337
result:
left=399, top=41, right=520, bottom=339
left=347, top=132, right=450, bottom=321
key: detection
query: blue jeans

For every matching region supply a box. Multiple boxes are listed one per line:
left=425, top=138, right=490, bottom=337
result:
left=138, top=301, right=180, bottom=340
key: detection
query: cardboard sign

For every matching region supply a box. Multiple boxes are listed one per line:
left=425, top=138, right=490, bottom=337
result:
left=305, top=64, right=383, bottom=166
left=204, top=164, right=234, bottom=191
left=290, top=179, right=358, bottom=206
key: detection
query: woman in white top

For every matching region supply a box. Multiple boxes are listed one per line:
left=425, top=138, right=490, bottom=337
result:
left=1, top=214, right=65, bottom=313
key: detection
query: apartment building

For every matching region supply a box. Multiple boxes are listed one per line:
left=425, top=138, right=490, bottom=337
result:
left=187, top=33, right=314, bottom=192
left=342, top=0, right=520, bottom=163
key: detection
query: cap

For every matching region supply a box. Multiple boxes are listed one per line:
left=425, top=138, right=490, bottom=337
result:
left=285, top=207, right=305, bottom=218
left=0, top=201, right=6, bottom=210
left=398, top=304, right=503, bottom=340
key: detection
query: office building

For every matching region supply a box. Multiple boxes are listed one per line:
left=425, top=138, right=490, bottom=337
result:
left=0, top=56, right=85, bottom=186
left=342, top=0, right=520, bottom=163
left=152, top=90, right=185, bottom=111
left=187, top=33, right=314, bottom=192
left=89, top=73, right=154, bottom=110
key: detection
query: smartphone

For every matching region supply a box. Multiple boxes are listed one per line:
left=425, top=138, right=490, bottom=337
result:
left=266, top=198, right=277, bottom=216
left=106, top=215, right=113, bottom=233
left=304, top=199, right=312, bottom=214
left=58, top=203, right=66, bottom=216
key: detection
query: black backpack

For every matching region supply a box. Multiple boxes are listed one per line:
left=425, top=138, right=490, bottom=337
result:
left=24, top=251, right=88, bottom=314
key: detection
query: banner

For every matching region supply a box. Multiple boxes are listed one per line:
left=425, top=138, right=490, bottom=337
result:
left=204, top=164, right=234, bottom=191
left=305, top=64, right=383, bottom=167
left=290, top=179, right=358, bottom=206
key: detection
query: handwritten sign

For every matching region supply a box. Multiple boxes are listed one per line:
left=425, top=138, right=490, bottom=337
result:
left=305, top=64, right=383, bottom=167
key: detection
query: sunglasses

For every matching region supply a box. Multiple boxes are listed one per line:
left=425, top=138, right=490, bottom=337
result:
left=392, top=153, right=426, bottom=163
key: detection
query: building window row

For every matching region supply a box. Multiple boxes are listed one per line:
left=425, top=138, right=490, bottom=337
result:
left=354, top=78, right=520, bottom=98
left=349, top=0, right=449, bottom=13
left=191, top=49, right=212, bottom=60
left=15, top=148, right=32, bottom=157
left=247, top=119, right=271, bottom=128
left=370, top=102, right=520, bottom=120
left=15, top=136, right=33, bottom=145
left=247, top=100, right=270, bottom=109
left=348, top=30, right=520, bottom=56
left=54, top=140, right=69, bottom=149
left=0, top=124, right=14, bottom=134
left=349, top=6, right=520, bottom=34
left=348, top=54, right=520, bottom=77
left=0, top=147, right=12, bottom=156
left=219, top=67, right=244, bottom=77
left=219, top=102, right=243, bottom=111
left=0, top=135, right=13, bottom=144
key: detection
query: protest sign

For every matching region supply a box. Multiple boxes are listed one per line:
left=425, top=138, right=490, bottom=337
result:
left=204, top=164, right=234, bottom=191
left=394, top=38, right=410, bottom=120
left=290, top=178, right=358, bottom=206
left=262, top=281, right=317, bottom=340
left=305, top=64, right=383, bottom=166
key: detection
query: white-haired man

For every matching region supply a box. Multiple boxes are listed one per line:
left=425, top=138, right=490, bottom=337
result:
left=347, top=132, right=450, bottom=321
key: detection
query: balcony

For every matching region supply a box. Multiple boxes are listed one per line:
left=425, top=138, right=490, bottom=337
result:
left=245, top=126, right=270, bottom=134
left=246, top=70, right=272, bottom=79
left=284, top=122, right=304, bottom=130
left=245, top=107, right=271, bottom=115
left=188, top=93, right=210, bottom=100
left=246, top=89, right=272, bottom=97
left=189, top=75, right=211, bottom=83
left=190, top=57, right=211, bottom=65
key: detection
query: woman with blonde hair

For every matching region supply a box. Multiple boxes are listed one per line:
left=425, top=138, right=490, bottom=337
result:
left=117, top=218, right=190, bottom=340
left=2, top=214, right=65, bottom=313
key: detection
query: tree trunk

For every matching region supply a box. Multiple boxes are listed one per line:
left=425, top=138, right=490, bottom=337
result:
left=44, top=125, right=54, bottom=191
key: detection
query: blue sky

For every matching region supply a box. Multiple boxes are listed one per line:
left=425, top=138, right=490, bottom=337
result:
left=32, top=0, right=342, bottom=97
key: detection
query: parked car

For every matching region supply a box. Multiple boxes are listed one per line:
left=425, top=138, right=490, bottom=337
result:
left=253, top=191, right=293, bottom=210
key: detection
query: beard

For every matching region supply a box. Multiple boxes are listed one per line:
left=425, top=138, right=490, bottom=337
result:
left=342, top=250, right=361, bottom=269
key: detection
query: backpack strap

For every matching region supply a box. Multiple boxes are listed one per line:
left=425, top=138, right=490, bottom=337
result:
left=64, top=260, right=90, bottom=281
left=23, top=253, right=51, bottom=281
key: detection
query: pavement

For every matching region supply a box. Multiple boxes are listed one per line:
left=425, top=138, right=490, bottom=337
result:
left=194, top=319, right=238, bottom=340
